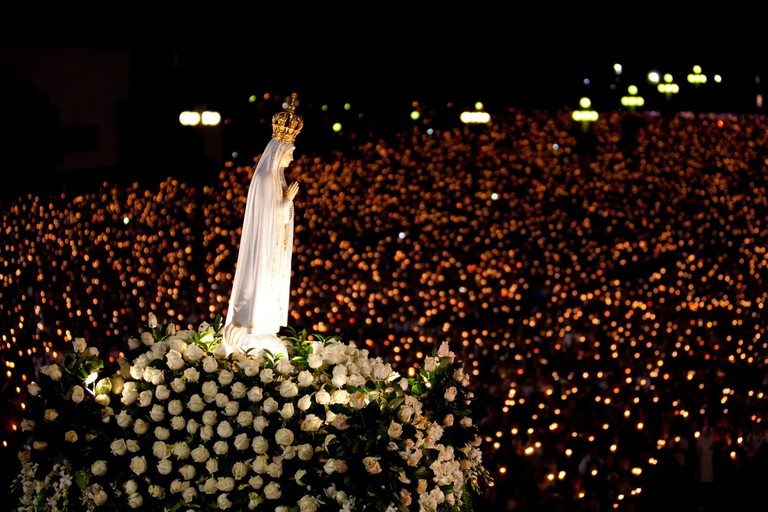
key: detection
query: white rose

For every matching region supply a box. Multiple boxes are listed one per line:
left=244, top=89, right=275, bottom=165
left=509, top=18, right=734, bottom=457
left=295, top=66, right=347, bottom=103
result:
left=94, top=394, right=110, bottom=407
left=217, top=476, right=235, bottom=492
left=241, top=359, right=259, bottom=377
left=217, top=421, right=234, bottom=438
left=183, top=366, right=200, bottom=382
left=275, top=357, right=293, bottom=374
left=153, top=440, right=169, bottom=459
left=187, top=394, right=205, bottom=412
left=127, top=493, right=143, bottom=509
left=206, top=458, right=218, bottom=474
left=213, top=440, right=229, bottom=456
left=252, top=456, right=268, bottom=474
left=169, top=480, right=184, bottom=494
left=259, top=368, right=274, bottom=384
left=150, top=404, right=165, bottom=422
left=166, top=349, right=185, bottom=371
left=149, top=484, right=165, bottom=499
left=191, top=445, right=210, bottom=463
left=203, top=477, right=218, bottom=494
left=91, top=460, right=108, bottom=476
left=279, top=380, right=299, bottom=398
left=44, top=408, right=58, bottom=421
left=236, top=411, right=253, bottom=428
left=218, top=369, right=234, bottom=386
left=133, top=419, right=149, bottom=435
left=126, top=439, right=140, bottom=453
left=92, top=487, right=108, bottom=506
left=170, top=377, right=186, bottom=393
left=231, top=461, right=248, bottom=480
left=297, top=370, right=314, bottom=387
left=252, top=416, right=269, bottom=433
left=187, top=419, right=200, bottom=434
left=121, top=383, right=139, bottom=406
left=140, top=331, right=154, bottom=346
left=178, top=463, right=196, bottom=480
left=249, top=475, right=264, bottom=490
left=444, top=386, right=457, bottom=402
left=301, top=414, right=323, bottom=432
left=124, top=479, right=138, bottom=494
left=297, top=444, right=314, bottom=461
left=27, top=382, right=41, bottom=396
left=324, top=458, right=337, bottom=474
left=266, top=461, right=283, bottom=478
left=182, top=486, right=196, bottom=502
left=298, top=495, right=319, bottom=512
left=424, top=357, right=437, bottom=373
left=157, top=459, right=173, bottom=475
left=234, top=433, right=250, bottom=451
left=202, top=381, right=219, bottom=398
left=41, top=364, right=62, bottom=381
left=224, top=400, right=240, bottom=417
left=460, top=416, right=473, bottom=428
left=252, top=436, right=269, bottom=454
left=173, top=442, right=190, bottom=459
left=184, top=343, right=205, bottom=362
left=297, top=395, right=312, bottom=411
left=263, top=481, right=281, bottom=500
left=262, top=397, right=278, bottom=413
left=282, top=445, right=296, bottom=460
left=72, top=337, right=87, bottom=353
left=280, top=403, right=295, bottom=419
left=443, top=414, right=454, bottom=427
left=198, top=321, right=211, bottom=334
left=230, top=382, right=247, bottom=399
left=110, top=439, right=127, bottom=456
left=64, top=430, right=78, bottom=443
left=363, top=456, right=382, bottom=474
left=168, top=399, right=184, bottom=416
left=247, top=386, right=263, bottom=402
left=398, top=405, right=414, bottom=423
left=129, top=456, right=147, bottom=475
left=70, top=385, right=85, bottom=403
left=138, top=390, right=153, bottom=407
left=387, top=421, right=403, bottom=438
left=315, top=389, right=330, bottom=405
left=171, top=416, right=186, bottom=430
left=154, top=426, right=170, bottom=440
left=330, top=389, right=350, bottom=405
left=275, top=427, right=295, bottom=446
left=217, top=493, right=233, bottom=510
left=373, top=363, right=392, bottom=381
left=307, top=353, right=323, bottom=369
left=202, top=356, right=218, bottom=373
left=203, top=410, right=218, bottom=426
left=147, top=313, right=158, bottom=328
left=200, top=424, right=214, bottom=441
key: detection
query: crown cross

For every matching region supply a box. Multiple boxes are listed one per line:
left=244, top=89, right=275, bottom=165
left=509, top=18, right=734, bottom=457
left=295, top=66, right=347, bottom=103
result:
left=272, top=92, right=303, bottom=143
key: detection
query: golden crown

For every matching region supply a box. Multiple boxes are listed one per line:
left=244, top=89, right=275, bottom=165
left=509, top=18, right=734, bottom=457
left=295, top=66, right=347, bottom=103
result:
left=272, top=92, right=303, bottom=143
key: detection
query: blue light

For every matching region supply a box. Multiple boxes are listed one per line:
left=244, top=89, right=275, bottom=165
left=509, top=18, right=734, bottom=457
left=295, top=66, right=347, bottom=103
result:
left=398, top=232, right=406, bottom=239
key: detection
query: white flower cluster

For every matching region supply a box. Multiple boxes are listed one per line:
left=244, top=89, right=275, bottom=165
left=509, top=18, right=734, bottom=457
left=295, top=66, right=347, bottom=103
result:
left=12, top=317, right=490, bottom=512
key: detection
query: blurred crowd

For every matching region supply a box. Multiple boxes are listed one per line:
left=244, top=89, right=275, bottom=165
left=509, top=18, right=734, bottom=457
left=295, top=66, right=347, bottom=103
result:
left=3, top=102, right=768, bottom=511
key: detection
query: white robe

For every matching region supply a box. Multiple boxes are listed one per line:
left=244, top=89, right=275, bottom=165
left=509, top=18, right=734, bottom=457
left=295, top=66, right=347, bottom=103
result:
left=224, top=138, right=294, bottom=352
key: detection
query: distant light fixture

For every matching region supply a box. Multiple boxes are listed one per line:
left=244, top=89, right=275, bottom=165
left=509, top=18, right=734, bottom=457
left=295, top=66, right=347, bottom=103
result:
left=474, top=101, right=484, bottom=110
left=248, top=95, right=257, bottom=103
left=460, top=111, right=491, bottom=124
left=332, top=122, right=342, bottom=132
left=648, top=72, right=660, bottom=83
left=614, top=63, right=623, bottom=75
left=410, top=111, right=420, bottom=120
left=201, top=111, right=221, bottom=126
left=179, top=111, right=201, bottom=126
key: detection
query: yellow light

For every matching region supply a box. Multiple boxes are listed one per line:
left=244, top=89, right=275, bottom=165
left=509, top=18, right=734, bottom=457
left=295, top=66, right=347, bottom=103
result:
left=558, top=471, right=566, bottom=480
left=648, top=71, right=660, bottom=83
left=628, top=85, right=638, bottom=95
left=579, top=97, right=591, bottom=109
left=572, top=111, right=599, bottom=122
left=332, top=123, right=342, bottom=132
left=410, top=111, right=421, bottom=120
left=201, top=111, right=221, bottom=126
left=460, top=112, right=491, bottom=124
left=84, top=372, right=99, bottom=385
left=179, top=111, right=200, bottom=126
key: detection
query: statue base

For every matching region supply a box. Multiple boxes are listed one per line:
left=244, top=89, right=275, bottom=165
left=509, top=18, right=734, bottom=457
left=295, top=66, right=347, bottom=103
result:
left=222, top=322, right=288, bottom=358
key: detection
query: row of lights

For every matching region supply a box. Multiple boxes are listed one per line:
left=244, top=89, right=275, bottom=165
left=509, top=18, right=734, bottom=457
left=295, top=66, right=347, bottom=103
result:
left=179, top=111, right=222, bottom=126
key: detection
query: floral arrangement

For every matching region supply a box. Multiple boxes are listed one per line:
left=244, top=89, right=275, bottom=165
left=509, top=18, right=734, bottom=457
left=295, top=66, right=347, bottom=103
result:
left=10, top=313, right=491, bottom=512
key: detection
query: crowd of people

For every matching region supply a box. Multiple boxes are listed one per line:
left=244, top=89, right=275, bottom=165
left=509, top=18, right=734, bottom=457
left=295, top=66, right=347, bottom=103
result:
left=3, top=100, right=768, bottom=511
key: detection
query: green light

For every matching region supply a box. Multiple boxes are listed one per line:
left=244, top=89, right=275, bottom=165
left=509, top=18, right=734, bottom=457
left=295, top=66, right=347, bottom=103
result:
left=628, top=85, right=638, bottom=95
left=474, top=101, right=484, bottom=110
left=410, top=111, right=420, bottom=120
left=248, top=95, right=257, bottom=103
left=579, top=97, right=591, bottom=109
left=321, top=105, right=329, bottom=111
left=344, top=103, right=351, bottom=111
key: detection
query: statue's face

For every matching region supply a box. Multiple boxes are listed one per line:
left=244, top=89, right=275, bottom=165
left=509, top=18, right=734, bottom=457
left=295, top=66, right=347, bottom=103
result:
left=279, top=147, right=295, bottom=168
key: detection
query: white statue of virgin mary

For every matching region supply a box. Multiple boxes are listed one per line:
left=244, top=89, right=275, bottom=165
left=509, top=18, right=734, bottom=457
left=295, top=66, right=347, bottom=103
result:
left=223, top=94, right=303, bottom=357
